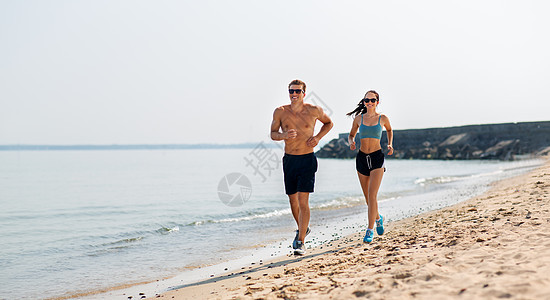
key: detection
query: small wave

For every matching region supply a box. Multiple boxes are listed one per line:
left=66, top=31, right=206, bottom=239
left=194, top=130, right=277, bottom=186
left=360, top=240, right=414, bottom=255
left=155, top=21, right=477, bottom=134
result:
left=468, top=170, right=503, bottom=178
left=182, top=209, right=295, bottom=227
left=183, top=196, right=393, bottom=227
left=187, top=196, right=389, bottom=226
left=415, top=169, right=510, bottom=186
left=156, top=226, right=180, bottom=234
left=378, top=196, right=400, bottom=203
left=87, top=236, right=145, bottom=257
left=315, top=196, right=363, bottom=209
left=188, top=221, right=208, bottom=226
left=214, top=209, right=292, bottom=223
left=415, top=176, right=460, bottom=186
left=105, top=236, right=144, bottom=246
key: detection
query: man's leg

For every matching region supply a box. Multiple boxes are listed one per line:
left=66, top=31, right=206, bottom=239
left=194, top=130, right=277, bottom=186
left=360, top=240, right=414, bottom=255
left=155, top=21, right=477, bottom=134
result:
left=288, top=193, right=300, bottom=227
left=297, top=192, right=310, bottom=242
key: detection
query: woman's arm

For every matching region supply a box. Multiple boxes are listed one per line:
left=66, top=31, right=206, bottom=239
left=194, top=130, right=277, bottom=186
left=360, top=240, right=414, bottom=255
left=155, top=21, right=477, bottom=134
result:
left=348, top=116, right=360, bottom=150
left=382, top=114, right=393, bottom=155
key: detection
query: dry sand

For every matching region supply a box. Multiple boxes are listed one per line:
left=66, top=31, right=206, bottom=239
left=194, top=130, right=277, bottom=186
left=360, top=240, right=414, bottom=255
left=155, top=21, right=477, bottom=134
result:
left=159, top=158, right=550, bottom=300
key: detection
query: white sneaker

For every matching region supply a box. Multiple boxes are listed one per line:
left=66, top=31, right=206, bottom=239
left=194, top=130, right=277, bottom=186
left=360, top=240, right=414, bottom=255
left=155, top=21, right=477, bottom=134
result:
left=294, top=241, right=306, bottom=255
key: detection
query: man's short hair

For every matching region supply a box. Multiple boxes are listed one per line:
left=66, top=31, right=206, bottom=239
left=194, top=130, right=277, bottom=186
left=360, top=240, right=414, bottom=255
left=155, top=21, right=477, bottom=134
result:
left=288, top=79, right=306, bottom=92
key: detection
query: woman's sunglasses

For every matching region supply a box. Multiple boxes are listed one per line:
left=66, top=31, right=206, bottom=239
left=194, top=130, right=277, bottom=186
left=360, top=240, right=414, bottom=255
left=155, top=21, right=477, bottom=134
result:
left=363, top=98, right=378, bottom=103
left=289, top=89, right=304, bottom=94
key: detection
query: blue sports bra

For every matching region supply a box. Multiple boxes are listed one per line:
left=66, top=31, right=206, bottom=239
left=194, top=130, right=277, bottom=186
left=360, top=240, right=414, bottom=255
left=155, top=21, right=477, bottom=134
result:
left=359, top=114, right=382, bottom=140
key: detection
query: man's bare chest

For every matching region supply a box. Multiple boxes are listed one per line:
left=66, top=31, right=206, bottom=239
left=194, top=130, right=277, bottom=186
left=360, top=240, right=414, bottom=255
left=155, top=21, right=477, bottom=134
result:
left=280, top=113, right=316, bottom=130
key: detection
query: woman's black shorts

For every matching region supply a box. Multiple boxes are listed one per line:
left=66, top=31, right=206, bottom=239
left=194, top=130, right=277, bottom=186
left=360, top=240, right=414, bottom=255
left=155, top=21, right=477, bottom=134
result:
left=356, top=149, right=385, bottom=176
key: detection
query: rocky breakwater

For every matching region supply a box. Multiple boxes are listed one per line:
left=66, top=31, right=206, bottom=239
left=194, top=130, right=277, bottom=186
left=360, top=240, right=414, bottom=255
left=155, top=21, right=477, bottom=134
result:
left=316, top=121, right=550, bottom=160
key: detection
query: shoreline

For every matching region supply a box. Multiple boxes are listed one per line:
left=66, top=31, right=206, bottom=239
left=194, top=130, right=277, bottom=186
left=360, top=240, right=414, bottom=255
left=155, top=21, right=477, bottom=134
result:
left=66, top=158, right=545, bottom=300
left=157, top=157, right=550, bottom=299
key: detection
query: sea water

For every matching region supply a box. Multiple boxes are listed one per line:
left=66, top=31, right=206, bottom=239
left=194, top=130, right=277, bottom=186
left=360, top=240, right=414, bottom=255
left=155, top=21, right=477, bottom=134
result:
left=0, top=148, right=542, bottom=299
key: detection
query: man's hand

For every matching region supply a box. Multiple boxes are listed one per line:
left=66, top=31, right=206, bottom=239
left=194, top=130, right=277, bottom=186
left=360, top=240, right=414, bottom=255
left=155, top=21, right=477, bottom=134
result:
left=285, top=129, right=297, bottom=139
left=306, top=136, right=319, bottom=147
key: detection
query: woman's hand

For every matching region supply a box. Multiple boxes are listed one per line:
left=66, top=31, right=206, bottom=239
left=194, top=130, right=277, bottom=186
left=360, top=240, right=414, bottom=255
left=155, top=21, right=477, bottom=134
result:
left=349, top=135, right=356, bottom=150
left=387, top=144, right=394, bottom=155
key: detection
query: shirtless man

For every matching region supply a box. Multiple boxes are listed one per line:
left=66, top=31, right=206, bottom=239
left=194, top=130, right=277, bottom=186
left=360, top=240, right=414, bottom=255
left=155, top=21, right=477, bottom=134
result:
left=270, top=79, right=333, bottom=255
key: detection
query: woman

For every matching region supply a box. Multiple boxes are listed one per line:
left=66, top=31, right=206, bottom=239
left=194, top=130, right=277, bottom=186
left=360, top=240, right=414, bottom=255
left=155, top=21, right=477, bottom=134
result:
left=347, top=90, right=393, bottom=243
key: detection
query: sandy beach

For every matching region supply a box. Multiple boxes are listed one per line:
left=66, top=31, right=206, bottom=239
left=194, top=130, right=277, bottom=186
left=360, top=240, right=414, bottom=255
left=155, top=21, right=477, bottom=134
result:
left=159, top=158, right=550, bottom=300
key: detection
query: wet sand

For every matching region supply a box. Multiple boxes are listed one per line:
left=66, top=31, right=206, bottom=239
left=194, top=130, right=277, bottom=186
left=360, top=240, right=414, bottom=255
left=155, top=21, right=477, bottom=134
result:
left=156, top=158, right=550, bottom=299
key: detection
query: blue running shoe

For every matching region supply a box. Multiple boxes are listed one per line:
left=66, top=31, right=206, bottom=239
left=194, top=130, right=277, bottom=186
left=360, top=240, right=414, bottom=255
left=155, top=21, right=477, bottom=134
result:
left=292, top=227, right=311, bottom=249
left=376, top=214, right=384, bottom=235
left=363, top=229, right=374, bottom=243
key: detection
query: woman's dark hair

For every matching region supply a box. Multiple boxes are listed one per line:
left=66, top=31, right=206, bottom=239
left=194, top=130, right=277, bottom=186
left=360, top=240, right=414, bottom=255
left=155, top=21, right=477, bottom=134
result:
left=346, top=90, right=380, bottom=117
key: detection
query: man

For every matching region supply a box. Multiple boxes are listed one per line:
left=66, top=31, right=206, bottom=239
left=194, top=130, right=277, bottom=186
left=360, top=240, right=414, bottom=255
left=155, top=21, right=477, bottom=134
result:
left=270, top=79, right=333, bottom=255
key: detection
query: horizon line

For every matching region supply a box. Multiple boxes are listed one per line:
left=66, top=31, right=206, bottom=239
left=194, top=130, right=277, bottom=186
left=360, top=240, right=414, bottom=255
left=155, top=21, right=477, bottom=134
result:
left=1, top=120, right=548, bottom=149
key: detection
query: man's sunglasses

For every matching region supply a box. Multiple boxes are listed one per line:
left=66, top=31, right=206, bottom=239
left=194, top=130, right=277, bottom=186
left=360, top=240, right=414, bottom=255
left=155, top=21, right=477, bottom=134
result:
left=363, top=98, right=378, bottom=103
left=289, top=89, right=304, bottom=94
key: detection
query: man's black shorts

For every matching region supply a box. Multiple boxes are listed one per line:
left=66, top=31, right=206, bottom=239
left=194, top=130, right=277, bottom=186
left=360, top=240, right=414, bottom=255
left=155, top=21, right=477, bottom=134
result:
left=282, top=152, right=318, bottom=195
left=356, top=149, right=385, bottom=176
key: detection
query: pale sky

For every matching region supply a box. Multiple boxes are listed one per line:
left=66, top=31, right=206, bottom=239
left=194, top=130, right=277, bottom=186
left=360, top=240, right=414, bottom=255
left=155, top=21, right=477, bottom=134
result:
left=1, top=0, right=549, bottom=145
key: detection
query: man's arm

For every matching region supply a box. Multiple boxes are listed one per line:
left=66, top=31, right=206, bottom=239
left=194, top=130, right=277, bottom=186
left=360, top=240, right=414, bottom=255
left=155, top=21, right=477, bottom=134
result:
left=306, top=107, right=333, bottom=147
left=271, top=108, right=296, bottom=141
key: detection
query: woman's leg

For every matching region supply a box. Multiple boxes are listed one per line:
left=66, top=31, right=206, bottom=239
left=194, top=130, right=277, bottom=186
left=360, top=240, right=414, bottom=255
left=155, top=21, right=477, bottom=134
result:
left=367, top=168, right=384, bottom=229
left=357, top=171, right=373, bottom=231
left=357, top=171, right=370, bottom=207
